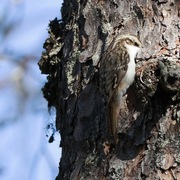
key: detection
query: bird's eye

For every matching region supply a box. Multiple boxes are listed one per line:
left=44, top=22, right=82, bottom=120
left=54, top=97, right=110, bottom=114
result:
left=134, top=42, right=139, bottom=47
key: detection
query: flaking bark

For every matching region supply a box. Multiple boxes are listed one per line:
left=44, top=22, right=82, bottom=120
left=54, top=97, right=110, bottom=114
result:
left=39, top=0, right=180, bottom=179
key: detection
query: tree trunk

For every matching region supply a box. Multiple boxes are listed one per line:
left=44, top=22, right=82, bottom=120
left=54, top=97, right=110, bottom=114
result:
left=38, top=0, right=180, bottom=179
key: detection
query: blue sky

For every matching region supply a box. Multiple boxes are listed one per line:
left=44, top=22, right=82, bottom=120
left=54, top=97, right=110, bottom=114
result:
left=0, top=0, right=63, bottom=179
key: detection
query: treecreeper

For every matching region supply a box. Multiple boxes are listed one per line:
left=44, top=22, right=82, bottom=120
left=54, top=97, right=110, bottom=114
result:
left=99, top=34, right=142, bottom=144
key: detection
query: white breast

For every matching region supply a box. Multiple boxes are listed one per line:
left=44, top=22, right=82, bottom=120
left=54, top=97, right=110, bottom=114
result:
left=120, top=44, right=140, bottom=93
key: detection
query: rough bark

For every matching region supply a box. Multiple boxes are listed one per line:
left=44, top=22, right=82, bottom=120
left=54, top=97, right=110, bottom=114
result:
left=38, top=0, right=180, bottom=179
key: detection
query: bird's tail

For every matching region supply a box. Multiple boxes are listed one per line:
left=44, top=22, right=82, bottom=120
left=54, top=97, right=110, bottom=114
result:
left=107, top=100, right=119, bottom=142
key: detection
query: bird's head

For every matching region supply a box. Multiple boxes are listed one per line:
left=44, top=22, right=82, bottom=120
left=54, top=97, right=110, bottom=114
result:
left=113, top=34, right=142, bottom=57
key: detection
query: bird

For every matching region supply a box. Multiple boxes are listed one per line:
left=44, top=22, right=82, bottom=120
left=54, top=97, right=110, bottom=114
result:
left=99, top=34, right=141, bottom=142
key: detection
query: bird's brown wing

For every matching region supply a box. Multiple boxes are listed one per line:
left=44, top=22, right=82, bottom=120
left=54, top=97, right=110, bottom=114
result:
left=99, top=49, right=129, bottom=103
left=99, top=48, right=130, bottom=141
